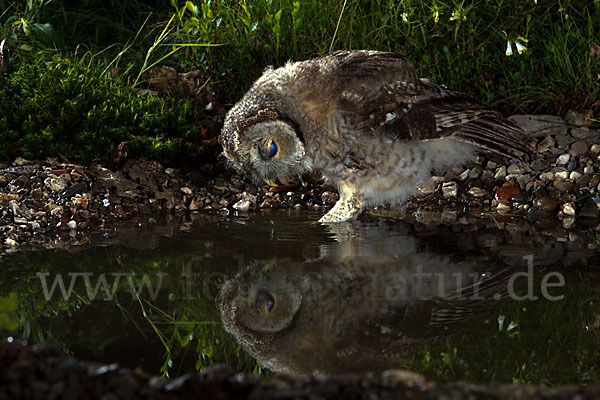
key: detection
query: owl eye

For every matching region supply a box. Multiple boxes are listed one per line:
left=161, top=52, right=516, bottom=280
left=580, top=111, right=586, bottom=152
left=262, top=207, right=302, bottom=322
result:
left=265, top=294, right=275, bottom=311
left=258, top=141, right=277, bottom=160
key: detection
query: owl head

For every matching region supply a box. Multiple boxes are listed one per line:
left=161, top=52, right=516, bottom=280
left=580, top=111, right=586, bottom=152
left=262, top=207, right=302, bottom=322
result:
left=217, top=264, right=303, bottom=355
left=219, top=107, right=306, bottom=186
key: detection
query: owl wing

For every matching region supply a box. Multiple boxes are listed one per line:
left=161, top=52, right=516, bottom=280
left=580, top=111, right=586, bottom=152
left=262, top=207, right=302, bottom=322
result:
left=299, top=51, right=532, bottom=160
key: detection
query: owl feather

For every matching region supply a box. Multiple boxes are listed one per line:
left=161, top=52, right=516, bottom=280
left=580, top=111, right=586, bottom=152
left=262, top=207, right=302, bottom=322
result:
left=219, top=50, right=534, bottom=222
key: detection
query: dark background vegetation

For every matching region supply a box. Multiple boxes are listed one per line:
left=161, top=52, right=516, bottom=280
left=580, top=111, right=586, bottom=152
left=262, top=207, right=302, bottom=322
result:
left=1, top=0, right=599, bottom=164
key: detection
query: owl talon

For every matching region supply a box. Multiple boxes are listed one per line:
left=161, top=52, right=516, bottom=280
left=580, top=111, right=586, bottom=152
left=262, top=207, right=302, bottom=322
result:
left=318, top=188, right=364, bottom=223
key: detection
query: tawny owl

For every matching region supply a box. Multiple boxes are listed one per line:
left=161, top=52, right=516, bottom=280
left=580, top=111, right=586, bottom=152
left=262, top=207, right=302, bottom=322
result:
left=219, top=50, right=532, bottom=223
left=217, top=233, right=515, bottom=376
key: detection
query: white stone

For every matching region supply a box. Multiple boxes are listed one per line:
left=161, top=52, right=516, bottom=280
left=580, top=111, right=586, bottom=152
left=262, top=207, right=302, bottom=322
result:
left=561, top=202, right=576, bottom=216
left=555, top=171, right=569, bottom=180
left=233, top=199, right=251, bottom=212
left=569, top=171, right=582, bottom=180
left=556, top=154, right=570, bottom=165
left=44, top=177, right=68, bottom=192
left=467, top=187, right=488, bottom=198
left=494, top=166, right=507, bottom=180
left=67, top=220, right=77, bottom=230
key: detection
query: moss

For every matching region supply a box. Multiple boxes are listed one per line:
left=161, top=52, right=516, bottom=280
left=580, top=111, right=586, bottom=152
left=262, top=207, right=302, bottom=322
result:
left=0, top=55, right=209, bottom=165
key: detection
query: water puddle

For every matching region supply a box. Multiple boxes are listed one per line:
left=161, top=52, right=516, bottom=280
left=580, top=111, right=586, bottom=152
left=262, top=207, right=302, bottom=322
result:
left=1, top=209, right=599, bottom=384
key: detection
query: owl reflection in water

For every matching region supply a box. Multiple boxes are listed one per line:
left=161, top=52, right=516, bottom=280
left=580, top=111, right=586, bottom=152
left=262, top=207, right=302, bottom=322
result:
left=217, top=235, right=513, bottom=376
left=219, top=50, right=532, bottom=222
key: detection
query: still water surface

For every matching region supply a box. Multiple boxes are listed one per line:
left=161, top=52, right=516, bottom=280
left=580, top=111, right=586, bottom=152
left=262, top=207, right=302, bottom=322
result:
left=1, top=209, right=599, bottom=383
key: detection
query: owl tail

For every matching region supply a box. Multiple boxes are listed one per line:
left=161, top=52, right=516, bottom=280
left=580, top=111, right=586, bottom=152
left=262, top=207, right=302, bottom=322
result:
left=448, top=115, right=535, bottom=162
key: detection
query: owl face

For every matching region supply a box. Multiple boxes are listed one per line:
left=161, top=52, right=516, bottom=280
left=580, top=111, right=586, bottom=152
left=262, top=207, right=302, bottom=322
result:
left=218, top=272, right=302, bottom=345
left=219, top=117, right=306, bottom=186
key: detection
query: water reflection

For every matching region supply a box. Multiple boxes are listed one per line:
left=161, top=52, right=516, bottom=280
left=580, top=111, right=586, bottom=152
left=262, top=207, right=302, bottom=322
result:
left=1, top=210, right=599, bottom=383
left=218, top=221, right=524, bottom=375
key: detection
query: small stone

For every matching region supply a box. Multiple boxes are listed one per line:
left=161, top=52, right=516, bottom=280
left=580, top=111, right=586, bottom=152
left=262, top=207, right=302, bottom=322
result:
left=571, top=127, right=594, bottom=139
left=556, top=154, right=570, bottom=165
left=537, top=136, right=555, bottom=153
left=580, top=199, right=599, bottom=218
left=233, top=199, right=251, bottom=212
left=44, top=177, right=68, bottom=192
left=562, top=216, right=576, bottom=229
left=507, top=163, right=528, bottom=175
left=530, top=159, right=550, bottom=171
left=565, top=110, right=586, bottom=127
left=569, top=171, right=582, bottom=180
left=442, top=182, right=458, bottom=199
left=584, top=166, right=595, bottom=174
left=468, top=166, right=482, bottom=179
left=180, top=187, right=193, bottom=195
left=569, top=141, right=588, bottom=157
left=480, top=170, right=494, bottom=186
left=5, top=238, right=18, bottom=246
left=539, top=172, right=553, bottom=181
left=561, top=202, right=576, bottom=216
left=486, top=161, right=497, bottom=170
left=321, top=191, right=339, bottom=204
left=67, top=220, right=77, bottom=230
left=494, top=185, right=520, bottom=202
left=72, top=196, right=89, bottom=209
left=63, top=182, right=87, bottom=197
left=591, top=144, right=600, bottom=154
left=467, top=187, right=488, bottom=198
left=496, top=202, right=511, bottom=213
left=165, top=168, right=176, bottom=177
left=555, top=133, right=574, bottom=149
left=417, top=180, right=436, bottom=195
left=494, top=166, right=507, bottom=180
left=555, top=170, right=569, bottom=180
left=188, top=198, right=201, bottom=211
left=553, top=180, right=571, bottom=192
left=458, top=169, right=470, bottom=181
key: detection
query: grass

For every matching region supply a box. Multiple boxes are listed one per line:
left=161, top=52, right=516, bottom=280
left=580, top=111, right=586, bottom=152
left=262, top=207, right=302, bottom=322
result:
left=1, top=0, right=599, bottom=164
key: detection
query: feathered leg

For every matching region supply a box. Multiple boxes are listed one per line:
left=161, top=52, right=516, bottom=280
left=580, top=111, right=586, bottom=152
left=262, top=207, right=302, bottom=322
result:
left=319, top=182, right=364, bottom=223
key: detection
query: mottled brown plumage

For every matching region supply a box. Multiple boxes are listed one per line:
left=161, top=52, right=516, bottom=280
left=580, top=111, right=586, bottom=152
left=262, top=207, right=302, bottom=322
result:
left=219, top=50, right=532, bottom=222
left=217, top=233, right=514, bottom=376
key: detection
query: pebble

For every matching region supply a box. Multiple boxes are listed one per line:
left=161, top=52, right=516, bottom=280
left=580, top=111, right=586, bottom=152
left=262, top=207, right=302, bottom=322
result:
left=562, top=216, right=576, bottom=229
left=467, top=187, right=488, bottom=198
left=494, top=166, right=507, bottom=180
left=591, top=144, right=600, bottom=154
left=67, top=220, right=77, bottom=230
left=44, top=177, right=68, bottom=192
left=555, top=171, right=569, bottom=180
left=570, top=141, right=588, bottom=156
left=494, top=185, right=520, bottom=202
left=442, top=182, right=458, bottom=199
left=507, top=163, right=528, bottom=175
left=561, top=202, right=576, bottom=216
left=556, top=154, right=570, bottom=165
left=580, top=199, right=599, bottom=218
left=537, top=136, right=555, bottom=153
left=569, top=171, right=582, bottom=180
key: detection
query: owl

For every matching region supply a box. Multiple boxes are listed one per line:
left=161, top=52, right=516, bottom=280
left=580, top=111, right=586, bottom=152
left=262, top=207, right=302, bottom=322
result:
left=219, top=50, right=532, bottom=223
left=217, top=233, right=515, bottom=376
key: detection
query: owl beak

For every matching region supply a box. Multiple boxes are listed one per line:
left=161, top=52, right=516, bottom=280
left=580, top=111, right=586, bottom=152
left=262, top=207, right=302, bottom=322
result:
left=261, top=175, right=278, bottom=187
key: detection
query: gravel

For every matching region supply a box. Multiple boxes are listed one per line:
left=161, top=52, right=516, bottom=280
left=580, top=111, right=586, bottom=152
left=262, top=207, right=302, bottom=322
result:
left=1, top=112, right=599, bottom=256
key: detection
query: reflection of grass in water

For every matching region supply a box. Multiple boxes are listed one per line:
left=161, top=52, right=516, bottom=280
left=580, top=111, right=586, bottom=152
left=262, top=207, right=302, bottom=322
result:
left=410, top=272, right=600, bottom=385
left=1, top=243, right=261, bottom=377
left=133, top=291, right=261, bottom=377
